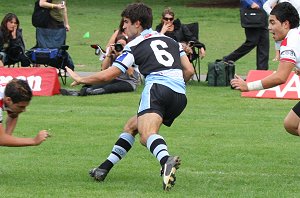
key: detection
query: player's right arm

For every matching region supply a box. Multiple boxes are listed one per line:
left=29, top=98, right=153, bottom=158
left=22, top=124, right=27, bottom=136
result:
left=0, top=123, right=49, bottom=147
left=231, top=61, right=295, bottom=91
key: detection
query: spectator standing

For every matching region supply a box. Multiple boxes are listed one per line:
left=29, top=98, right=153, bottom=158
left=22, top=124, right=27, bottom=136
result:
left=35, top=0, right=74, bottom=70
left=223, top=0, right=269, bottom=70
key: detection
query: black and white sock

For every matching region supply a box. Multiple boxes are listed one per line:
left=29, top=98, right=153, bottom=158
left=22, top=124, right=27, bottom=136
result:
left=146, top=134, right=169, bottom=166
left=99, top=132, right=135, bottom=171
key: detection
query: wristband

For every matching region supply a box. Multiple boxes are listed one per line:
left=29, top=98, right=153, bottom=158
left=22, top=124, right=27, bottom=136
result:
left=247, top=80, right=263, bottom=91
left=51, top=4, right=54, bottom=9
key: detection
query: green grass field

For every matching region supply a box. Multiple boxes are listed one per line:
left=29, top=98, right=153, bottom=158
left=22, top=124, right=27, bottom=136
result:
left=1, top=1, right=300, bottom=197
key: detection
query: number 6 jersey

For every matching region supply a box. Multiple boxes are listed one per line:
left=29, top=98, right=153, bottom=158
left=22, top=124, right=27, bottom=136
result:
left=112, top=28, right=187, bottom=94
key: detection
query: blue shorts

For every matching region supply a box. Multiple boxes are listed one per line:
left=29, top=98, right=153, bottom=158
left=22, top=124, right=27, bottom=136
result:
left=138, top=83, right=187, bottom=127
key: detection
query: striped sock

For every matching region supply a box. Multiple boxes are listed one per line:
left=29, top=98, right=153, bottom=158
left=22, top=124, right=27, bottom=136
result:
left=146, top=134, right=169, bottom=166
left=99, top=132, right=135, bottom=171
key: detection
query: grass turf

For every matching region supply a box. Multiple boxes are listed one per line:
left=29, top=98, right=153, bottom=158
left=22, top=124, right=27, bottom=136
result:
left=1, top=1, right=299, bottom=197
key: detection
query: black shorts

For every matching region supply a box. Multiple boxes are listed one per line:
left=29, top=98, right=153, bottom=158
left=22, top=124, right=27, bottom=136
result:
left=138, top=83, right=187, bottom=127
left=292, top=101, right=300, bottom=118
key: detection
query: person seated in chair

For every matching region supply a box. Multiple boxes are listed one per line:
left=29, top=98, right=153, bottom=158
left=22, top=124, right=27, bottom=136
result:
left=0, top=13, right=30, bottom=67
left=60, top=34, right=139, bottom=96
left=155, top=7, right=206, bottom=61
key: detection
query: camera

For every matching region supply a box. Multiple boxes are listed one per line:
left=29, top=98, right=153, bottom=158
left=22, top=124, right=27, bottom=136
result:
left=114, top=43, right=124, bottom=52
left=188, top=41, right=195, bottom=47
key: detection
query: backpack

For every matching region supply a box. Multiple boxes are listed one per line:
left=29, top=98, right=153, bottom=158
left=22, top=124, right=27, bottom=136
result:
left=32, top=0, right=52, bottom=28
left=207, top=59, right=235, bottom=86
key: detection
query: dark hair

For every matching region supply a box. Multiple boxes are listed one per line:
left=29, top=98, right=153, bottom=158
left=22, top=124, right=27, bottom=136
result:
left=270, top=2, right=299, bottom=29
left=118, top=18, right=125, bottom=33
left=161, top=7, right=174, bottom=18
left=0, top=13, right=20, bottom=43
left=115, top=34, right=128, bottom=44
left=121, top=3, right=152, bottom=29
left=4, top=79, right=32, bottom=103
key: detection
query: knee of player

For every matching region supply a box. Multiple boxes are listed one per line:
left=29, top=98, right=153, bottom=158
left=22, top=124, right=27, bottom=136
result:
left=283, top=118, right=299, bottom=135
left=139, top=138, right=146, bottom=146
left=123, top=124, right=138, bottom=135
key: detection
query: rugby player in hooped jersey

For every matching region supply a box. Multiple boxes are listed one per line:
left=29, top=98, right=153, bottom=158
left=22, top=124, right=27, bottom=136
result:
left=231, top=2, right=300, bottom=136
left=66, top=3, right=194, bottom=191
left=0, top=79, right=49, bottom=146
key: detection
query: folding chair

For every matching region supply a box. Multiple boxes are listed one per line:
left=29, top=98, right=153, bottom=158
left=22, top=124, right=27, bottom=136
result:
left=185, top=22, right=202, bottom=82
left=27, top=27, right=74, bottom=85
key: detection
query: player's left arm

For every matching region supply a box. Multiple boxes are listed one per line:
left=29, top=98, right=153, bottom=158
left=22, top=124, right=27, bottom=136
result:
left=180, top=55, right=194, bottom=83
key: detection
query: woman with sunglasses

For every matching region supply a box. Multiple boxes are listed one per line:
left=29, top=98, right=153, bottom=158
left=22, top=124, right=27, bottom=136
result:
left=155, top=7, right=206, bottom=59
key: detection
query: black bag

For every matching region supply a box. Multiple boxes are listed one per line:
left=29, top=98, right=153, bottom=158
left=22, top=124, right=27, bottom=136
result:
left=32, top=0, right=52, bottom=28
left=240, top=8, right=267, bottom=28
left=207, top=60, right=235, bottom=86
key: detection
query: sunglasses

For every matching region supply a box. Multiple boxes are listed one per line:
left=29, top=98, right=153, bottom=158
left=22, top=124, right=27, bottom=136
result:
left=163, top=17, right=174, bottom=21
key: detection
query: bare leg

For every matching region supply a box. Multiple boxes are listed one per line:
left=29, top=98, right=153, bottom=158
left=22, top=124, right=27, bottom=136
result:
left=137, top=112, right=162, bottom=145
left=137, top=112, right=171, bottom=165
left=284, top=110, right=300, bottom=136
left=138, top=112, right=180, bottom=191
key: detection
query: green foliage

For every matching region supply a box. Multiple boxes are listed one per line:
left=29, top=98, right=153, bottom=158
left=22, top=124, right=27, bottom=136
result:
left=0, top=1, right=295, bottom=197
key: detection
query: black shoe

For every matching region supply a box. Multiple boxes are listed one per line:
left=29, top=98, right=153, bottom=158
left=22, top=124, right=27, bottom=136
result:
left=89, top=168, right=108, bottom=182
left=60, top=89, right=79, bottom=96
left=161, top=156, right=181, bottom=191
left=79, top=87, right=88, bottom=96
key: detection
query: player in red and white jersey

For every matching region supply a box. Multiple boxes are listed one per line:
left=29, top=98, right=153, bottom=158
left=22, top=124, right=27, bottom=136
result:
left=279, top=27, right=300, bottom=69
left=231, top=2, right=300, bottom=136
left=0, top=79, right=49, bottom=146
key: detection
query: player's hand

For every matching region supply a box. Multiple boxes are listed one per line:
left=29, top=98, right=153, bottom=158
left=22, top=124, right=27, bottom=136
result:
left=230, top=74, right=248, bottom=92
left=34, top=130, right=50, bottom=145
left=65, top=67, right=81, bottom=86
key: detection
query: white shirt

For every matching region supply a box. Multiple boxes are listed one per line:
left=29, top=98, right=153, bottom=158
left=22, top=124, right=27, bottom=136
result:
left=280, top=27, right=300, bottom=69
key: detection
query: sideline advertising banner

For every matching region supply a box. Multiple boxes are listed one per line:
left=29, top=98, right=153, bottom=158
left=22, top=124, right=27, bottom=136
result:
left=0, top=67, right=61, bottom=96
left=242, top=70, right=300, bottom=100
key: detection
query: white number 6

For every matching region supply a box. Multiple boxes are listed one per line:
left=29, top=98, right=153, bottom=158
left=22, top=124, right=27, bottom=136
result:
left=150, top=40, right=174, bottom=67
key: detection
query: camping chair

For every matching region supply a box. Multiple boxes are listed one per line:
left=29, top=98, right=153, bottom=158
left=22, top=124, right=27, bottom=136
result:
left=27, top=27, right=74, bottom=85
left=185, top=22, right=202, bottom=82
